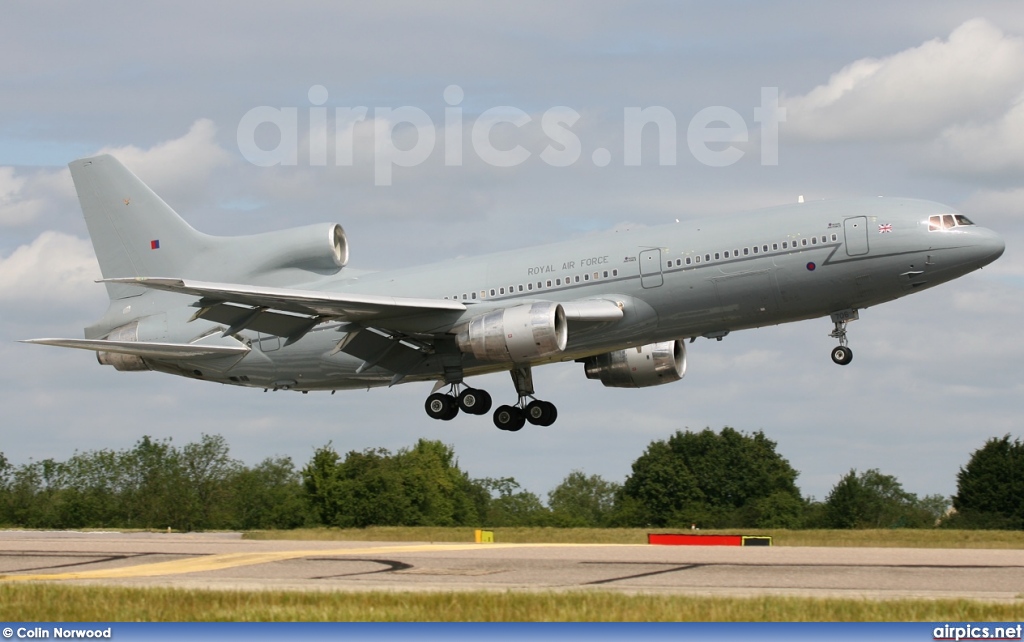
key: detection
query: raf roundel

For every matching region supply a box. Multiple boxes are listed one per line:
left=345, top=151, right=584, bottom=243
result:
left=806, top=262, right=816, bottom=271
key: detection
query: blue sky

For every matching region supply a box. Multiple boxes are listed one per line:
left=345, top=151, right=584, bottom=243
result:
left=2, top=2, right=1023, bottom=504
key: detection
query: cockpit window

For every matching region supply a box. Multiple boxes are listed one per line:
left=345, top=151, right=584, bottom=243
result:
left=929, top=214, right=974, bottom=231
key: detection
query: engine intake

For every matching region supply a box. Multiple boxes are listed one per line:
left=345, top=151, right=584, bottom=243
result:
left=583, top=340, right=687, bottom=388
left=456, top=302, right=567, bottom=363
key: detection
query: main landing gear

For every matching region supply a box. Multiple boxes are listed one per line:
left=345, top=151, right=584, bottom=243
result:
left=422, top=366, right=558, bottom=431
left=828, top=309, right=858, bottom=366
left=424, top=384, right=492, bottom=420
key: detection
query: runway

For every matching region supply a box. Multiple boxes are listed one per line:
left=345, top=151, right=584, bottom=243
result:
left=1, top=531, right=1023, bottom=600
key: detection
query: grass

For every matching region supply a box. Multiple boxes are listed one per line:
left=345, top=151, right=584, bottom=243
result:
left=1, top=584, right=1022, bottom=621
left=243, top=526, right=1024, bottom=548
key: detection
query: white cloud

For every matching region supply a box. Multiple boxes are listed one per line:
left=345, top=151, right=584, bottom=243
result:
left=932, top=94, right=1024, bottom=177
left=784, top=18, right=1024, bottom=141
left=96, top=119, right=233, bottom=197
left=0, top=166, right=51, bottom=226
left=0, top=231, right=101, bottom=304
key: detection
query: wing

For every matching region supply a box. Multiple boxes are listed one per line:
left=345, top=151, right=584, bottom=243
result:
left=102, top=277, right=468, bottom=341
left=21, top=338, right=250, bottom=359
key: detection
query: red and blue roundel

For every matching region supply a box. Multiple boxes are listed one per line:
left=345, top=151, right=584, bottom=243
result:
left=806, top=262, right=816, bottom=271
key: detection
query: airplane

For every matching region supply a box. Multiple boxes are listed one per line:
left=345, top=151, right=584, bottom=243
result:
left=25, top=155, right=1005, bottom=431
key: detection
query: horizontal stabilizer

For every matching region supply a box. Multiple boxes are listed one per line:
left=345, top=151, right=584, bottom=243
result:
left=22, top=338, right=250, bottom=359
left=102, top=277, right=467, bottom=321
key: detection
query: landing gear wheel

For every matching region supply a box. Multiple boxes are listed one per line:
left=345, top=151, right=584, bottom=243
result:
left=458, top=388, right=492, bottom=415
left=425, top=393, right=459, bottom=420
left=525, top=400, right=557, bottom=426
left=831, top=345, right=853, bottom=366
left=493, top=405, right=525, bottom=431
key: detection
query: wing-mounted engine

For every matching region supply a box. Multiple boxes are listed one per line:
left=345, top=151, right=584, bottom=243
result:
left=242, top=223, right=349, bottom=274
left=455, top=302, right=567, bottom=362
left=582, top=339, right=687, bottom=388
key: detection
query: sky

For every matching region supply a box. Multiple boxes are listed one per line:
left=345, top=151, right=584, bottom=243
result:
left=2, top=2, right=1023, bottom=505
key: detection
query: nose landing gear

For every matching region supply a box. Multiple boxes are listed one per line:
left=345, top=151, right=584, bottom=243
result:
left=828, top=309, right=858, bottom=366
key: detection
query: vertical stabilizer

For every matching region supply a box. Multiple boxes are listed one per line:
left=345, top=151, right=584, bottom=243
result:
left=70, top=154, right=211, bottom=300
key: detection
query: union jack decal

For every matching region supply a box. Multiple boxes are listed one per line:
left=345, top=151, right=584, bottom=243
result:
left=878, top=224, right=892, bottom=233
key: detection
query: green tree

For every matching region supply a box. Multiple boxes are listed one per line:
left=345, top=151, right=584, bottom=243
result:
left=478, top=477, right=550, bottom=526
left=951, top=435, right=1024, bottom=529
left=824, top=469, right=938, bottom=529
left=617, top=427, right=802, bottom=528
left=548, top=470, right=620, bottom=527
left=301, top=439, right=487, bottom=527
left=230, top=456, right=311, bottom=530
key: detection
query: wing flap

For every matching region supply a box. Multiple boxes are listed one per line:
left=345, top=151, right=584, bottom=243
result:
left=22, top=338, right=250, bottom=359
left=103, top=277, right=466, bottom=321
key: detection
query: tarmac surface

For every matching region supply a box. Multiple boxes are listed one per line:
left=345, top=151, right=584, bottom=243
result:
left=1, top=531, right=1023, bottom=600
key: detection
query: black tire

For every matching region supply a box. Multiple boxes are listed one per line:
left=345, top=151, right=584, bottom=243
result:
left=525, top=399, right=556, bottom=426
left=493, top=405, right=525, bottom=431
left=831, top=346, right=853, bottom=366
left=425, top=393, right=458, bottom=420
left=458, top=388, right=492, bottom=415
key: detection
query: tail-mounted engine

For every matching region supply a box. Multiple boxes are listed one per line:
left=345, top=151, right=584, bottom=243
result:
left=583, top=339, right=687, bottom=388
left=244, top=223, right=349, bottom=274
left=96, top=320, right=150, bottom=372
left=455, top=302, right=567, bottom=363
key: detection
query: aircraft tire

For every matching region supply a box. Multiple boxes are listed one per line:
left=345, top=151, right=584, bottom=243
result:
left=493, top=405, right=525, bottom=431
left=425, top=393, right=458, bottom=420
left=458, top=388, right=492, bottom=415
left=830, top=346, right=853, bottom=365
left=525, top=400, right=557, bottom=426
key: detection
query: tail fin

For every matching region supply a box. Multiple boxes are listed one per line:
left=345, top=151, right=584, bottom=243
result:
left=70, top=155, right=211, bottom=300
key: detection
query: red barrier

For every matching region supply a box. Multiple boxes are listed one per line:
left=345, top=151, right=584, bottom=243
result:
left=647, top=533, right=743, bottom=546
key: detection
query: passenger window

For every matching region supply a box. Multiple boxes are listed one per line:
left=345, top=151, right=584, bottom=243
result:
left=752, top=246, right=759, bottom=254
left=782, top=242, right=788, bottom=249
left=811, top=237, right=817, bottom=245
left=546, top=280, right=552, bottom=287
left=743, top=248, right=749, bottom=256
left=471, top=292, right=477, bottom=300
left=490, top=289, right=495, bottom=296
left=762, top=245, right=769, bottom=252
left=574, top=276, right=580, bottom=283
left=612, top=269, right=618, bottom=276
left=831, top=234, right=837, bottom=242
left=772, top=243, right=778, bottom=251
left=584, top=274, right=590, bottom=281
left=723, top=251, right=730, bottom=258
left=602, top=271, right=609, bottom=277
left=527, top=283, right=533, bottom=291
left=705, top=254, right=711, bottom=261
left=518, top=285, right=524, bottom=292
left=685, top=258, right=692, bottom=265
left=556, top=278, right=561, bottom=285
left=499, top=287, right=505, bottom=294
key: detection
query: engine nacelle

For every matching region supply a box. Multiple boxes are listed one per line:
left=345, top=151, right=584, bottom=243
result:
left=583, top=339, right=687, bottom=388
left=247, top=223, right=349, bottom=273
left=97, top=320, right=150, bottom=372
left=455, top=302, right=567, bottom=362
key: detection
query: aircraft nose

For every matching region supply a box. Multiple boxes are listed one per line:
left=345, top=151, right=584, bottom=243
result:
left=974, top=228, right=1005, bottom=266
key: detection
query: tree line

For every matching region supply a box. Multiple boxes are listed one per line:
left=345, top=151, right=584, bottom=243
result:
left=0, top=429, right=1020, bottom=531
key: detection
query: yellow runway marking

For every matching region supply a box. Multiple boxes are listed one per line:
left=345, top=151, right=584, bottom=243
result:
left=0, top=542, right=609, bottom=582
